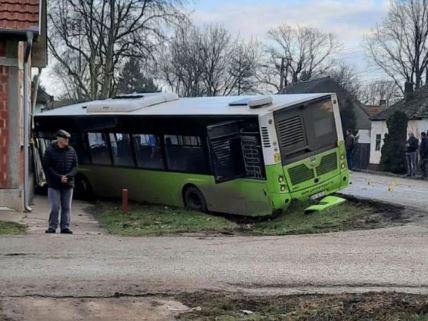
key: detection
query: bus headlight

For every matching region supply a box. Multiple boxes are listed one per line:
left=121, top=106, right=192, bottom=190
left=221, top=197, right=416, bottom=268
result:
left=340, top=154, right=345, bottom=160
left=278, top=176, right=285, bottom=183
left=280, top=184, right=286, bottom=192
left=341, top=163, right=346, bottom=169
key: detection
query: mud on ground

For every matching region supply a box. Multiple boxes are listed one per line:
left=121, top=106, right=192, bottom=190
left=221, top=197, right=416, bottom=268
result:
left=177, top=291, right=428, bottom=321
left=1, top=292, right=427, bottom=321
left=339, top=195, right=427, bottom=229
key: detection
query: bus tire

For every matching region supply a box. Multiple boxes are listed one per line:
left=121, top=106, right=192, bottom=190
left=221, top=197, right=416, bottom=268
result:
left=183, top=186, right=208, bottom=212
left=74, top=175, right=94, bottom=201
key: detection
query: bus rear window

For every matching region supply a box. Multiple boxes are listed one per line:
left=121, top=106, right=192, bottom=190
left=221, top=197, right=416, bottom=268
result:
left=274, top=98, right=337, bottom=164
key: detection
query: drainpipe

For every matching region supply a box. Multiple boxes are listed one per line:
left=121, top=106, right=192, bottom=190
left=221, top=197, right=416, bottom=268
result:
left=23, top=31, right=33, bottom=212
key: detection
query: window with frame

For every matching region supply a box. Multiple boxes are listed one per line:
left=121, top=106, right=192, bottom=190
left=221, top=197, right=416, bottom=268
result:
left=109, top=133, right=134, bottom=167
left=69, top=133, right=90, bottom=165
left=88, top=132, right=111, bottom=165
left=133, top=134, right=165, bottom=169
left=164, top=135, right=208, bottom=173
left=375, top=134, right=382, bottom=151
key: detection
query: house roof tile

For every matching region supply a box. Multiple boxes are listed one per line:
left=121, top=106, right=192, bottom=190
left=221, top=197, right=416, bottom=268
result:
left=0, top=0, right=40, bottom=32
left=372, top=84, right=428, bottom=121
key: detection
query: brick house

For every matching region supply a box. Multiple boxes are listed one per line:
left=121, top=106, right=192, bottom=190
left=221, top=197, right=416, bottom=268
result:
left=0, top=0, right=47, bottom=211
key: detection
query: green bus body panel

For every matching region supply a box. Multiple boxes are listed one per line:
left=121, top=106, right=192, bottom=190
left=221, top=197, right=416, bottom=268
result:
left=304, top=196, right=346, bottom=214
left=78, top=144, right=347, bottom=217
left=282, top=143, right=349, bottom=200
left=79, top=165, right=290, bottom=216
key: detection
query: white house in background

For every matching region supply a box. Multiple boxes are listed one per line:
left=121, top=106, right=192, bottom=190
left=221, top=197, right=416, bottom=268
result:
left=370, top=84, right=428, bottom=168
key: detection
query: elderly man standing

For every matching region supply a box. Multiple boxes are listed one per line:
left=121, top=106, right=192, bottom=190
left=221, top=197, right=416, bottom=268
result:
left=43, top=130, right=78, bottom=234
left=405, top=132, right=419, bottom=177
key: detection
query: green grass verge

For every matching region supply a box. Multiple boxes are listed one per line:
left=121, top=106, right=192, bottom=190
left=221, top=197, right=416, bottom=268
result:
left=93, top=203, right=239, bottom=236
left=0, top=221, right=26, bottom=235
left=93, top=199, right=384, bottom=237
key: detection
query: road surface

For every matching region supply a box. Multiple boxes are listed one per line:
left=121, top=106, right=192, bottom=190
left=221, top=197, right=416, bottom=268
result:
left=0, top=172, right=427, bottom=298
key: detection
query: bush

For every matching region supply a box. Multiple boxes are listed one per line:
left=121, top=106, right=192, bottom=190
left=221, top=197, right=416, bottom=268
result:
left=380, top=111, right=408, bottom=173
left=340, top=98, right=357, bottom=135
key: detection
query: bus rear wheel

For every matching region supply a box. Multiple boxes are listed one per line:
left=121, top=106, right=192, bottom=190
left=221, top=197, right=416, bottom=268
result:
left=74, top=175, right=94, bottom=201
left=183, top=186, right=207, bottom=212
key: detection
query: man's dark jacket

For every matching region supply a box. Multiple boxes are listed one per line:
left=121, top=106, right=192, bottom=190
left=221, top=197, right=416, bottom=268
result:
left=406, top=136, right=419, bottom=153
left=43, top=143, right=78, bottom=189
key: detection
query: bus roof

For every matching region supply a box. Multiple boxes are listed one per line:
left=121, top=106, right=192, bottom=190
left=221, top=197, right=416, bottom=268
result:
left=35, top=93, right=333, bottom=117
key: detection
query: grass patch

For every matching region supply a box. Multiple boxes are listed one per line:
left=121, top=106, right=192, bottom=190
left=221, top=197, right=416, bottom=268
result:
left=93, top=203, right=239, bottom=236
left=92, top=197, right=395, bottom=237
left=0, top=221, right=26, bottom=235
left=176, top=292, right=428, bottom=321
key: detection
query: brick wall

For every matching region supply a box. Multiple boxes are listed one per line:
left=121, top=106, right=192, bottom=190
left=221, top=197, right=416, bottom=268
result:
left=0, top=41, right=9, bottom=188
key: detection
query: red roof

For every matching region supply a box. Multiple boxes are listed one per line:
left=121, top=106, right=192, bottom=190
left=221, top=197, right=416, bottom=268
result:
left=0, top=0, right=40, bottom=32
left=364, top=105, right=386, bottom=117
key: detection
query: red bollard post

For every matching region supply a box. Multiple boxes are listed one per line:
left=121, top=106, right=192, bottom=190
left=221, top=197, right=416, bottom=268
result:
left=122, top=188, right=128, bottom=214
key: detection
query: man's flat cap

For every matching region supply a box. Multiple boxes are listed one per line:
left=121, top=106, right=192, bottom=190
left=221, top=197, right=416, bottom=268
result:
left=56, top=129, right=71, bottom=139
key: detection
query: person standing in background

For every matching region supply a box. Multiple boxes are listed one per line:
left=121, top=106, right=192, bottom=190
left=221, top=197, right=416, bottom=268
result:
left=43, top=130, right=78, bottom=234
left=345, top=129, right=355, bottom=170
left=405, top=132, right=419, bottom=177
left=420, top=132, right=428, bottom=179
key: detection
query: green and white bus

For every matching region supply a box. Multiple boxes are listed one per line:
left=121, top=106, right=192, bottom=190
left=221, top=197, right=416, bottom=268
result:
left=34, top=92, right=349, bottom=216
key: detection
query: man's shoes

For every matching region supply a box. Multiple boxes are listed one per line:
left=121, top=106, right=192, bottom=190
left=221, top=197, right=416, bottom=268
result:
left=60, top=229, right=73, bottom=234
left=45, top=228, right=56, bottom=234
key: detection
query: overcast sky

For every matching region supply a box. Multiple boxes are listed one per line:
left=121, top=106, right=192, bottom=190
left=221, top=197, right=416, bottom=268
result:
left=189, top=0, right=389, bottom=77
left=41, top=0, right=390, bottom=96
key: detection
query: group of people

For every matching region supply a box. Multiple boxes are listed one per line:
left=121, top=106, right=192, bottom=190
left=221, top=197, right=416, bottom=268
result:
left=406, top=132, right=428, bottom=178
left=345, top=129, right=428, bottom=178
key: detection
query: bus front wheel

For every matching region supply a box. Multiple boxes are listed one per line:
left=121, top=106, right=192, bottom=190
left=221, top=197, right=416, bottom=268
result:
left=183, top=186, right=208, bottom=212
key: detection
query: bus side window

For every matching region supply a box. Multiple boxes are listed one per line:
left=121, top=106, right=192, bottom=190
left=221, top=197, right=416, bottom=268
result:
left=88, top=132, right=111, bottom=165
left=133, top=134, right=165, bottom=169
left=164, top=135, right=208, bottom=174
left=110, top=133, right=134, bottom=167
left=69, top=133, right=90, bottom=165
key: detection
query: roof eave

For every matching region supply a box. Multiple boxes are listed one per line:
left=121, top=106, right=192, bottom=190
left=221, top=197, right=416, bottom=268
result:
left=0, top=28, right=40, bottom=40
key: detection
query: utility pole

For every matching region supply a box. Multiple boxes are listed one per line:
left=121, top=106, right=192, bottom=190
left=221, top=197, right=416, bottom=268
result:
left=279, top=57, right=285, bottom=91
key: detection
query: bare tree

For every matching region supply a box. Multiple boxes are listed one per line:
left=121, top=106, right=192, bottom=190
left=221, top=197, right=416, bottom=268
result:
left=327, top=63, right=362, bottom=99
left=227, top=41, right=261, bottom=95
left=158, top=23, right=205, bottom=97
left=159, top=24, right=260, bottom=97
left=48, top=0, right=186, bottom=101
left=199, top=25, right=233, bottom=96
left=366, top=0, right=428, bottom=92
left=261, top=25, right=338, bottom=92
left=360, top=80, right=402, bottom=106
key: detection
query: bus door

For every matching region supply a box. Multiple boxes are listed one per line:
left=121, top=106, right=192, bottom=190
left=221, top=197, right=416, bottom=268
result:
left=207, top=121, right=245, bottom=183
left=207, top=121, right=265, bottom=182
left=32, top=137, right=47, bottom=187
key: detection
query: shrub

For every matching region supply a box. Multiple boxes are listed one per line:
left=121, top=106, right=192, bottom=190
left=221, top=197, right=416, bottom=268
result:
left=380, top=111, right=408, bottom=173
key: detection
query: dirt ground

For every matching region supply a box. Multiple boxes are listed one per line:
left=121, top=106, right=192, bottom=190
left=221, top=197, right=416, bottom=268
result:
left=0, top=297, right=189, bottom=321
left=1, top=292, right=427, bottom=321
